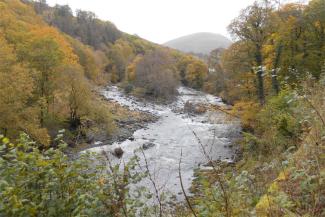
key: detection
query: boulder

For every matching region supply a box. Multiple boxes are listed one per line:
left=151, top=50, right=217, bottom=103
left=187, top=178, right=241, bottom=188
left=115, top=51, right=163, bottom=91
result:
left=112, top=147, right=124, bottom=158
left=184, top=101, right=207, bottom=114
left=128, top=136, right=135, bottom=141
left=142, top=142, right=155, bottom=150
left=194, top=105, right=207, bottom=114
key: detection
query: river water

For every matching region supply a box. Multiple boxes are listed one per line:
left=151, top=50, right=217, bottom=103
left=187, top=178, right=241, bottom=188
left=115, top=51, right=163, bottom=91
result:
left=87, top=86, right=241, bottom=200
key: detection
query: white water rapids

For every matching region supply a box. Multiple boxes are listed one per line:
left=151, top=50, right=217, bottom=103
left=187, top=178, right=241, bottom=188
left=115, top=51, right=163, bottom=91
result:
left=86, top=86, right=241, bottom=200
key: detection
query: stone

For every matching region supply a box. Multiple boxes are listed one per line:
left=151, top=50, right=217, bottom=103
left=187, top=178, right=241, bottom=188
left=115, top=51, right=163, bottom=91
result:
left=128, top=136, right=135, bottom=141
left=112, top=147, right=124, bottom=158
left=142, top=142, right=155, bottom=150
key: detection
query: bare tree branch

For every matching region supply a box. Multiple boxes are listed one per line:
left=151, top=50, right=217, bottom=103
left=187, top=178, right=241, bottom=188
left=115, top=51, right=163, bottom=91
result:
left=191, top=130, right=231, bottom=217
left=140, top=148, right=163, bottom=217
left=178, top=149, right=198, bottom=217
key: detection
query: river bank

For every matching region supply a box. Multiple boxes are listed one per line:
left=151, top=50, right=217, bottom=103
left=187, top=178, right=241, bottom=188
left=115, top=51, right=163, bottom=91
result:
left=68, top=100, right=158, bottom=154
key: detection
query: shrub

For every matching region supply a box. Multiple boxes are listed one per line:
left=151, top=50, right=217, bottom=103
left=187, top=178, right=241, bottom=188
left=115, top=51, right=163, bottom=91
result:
left=0, top=133, right=150, bottom=217
left=242, top=90, right=302, bottom=157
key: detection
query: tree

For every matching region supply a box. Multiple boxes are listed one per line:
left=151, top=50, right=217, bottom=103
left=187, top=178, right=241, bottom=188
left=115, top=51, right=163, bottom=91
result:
left=221, top=41, right=256, bottom=103
left=135, top=50, right=178, bottom=99
left=24, top=37, right=64, bottom=126
left=176, top=55, right=208, bottom=89
left=107, top=39, right=134, bottom=82
left=68, top=38, right=102, bottom=82
left=32, top=0, right=47, bottom=14
left=273, top=3, right=306, bottom=84
left=52, top=5, right=75, bottom=35
left=74, top=10, right=121, bottom=49
left=126, top=54, right=143, bottom=82
left=185, top=59, right=208, bottom=89
left=304, top=0, right=325, bottom=78
left=206, top=48, right=226, bottom=94
left=176, top=55, right=192, bottom=86
left=228, top=1, right=273, bottom=104
left=0, top=35, right=49, bottom=144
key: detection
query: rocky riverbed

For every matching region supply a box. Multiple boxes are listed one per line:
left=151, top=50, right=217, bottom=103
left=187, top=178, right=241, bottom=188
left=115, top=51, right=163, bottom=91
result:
left=85, top=86, right=241, bottom=200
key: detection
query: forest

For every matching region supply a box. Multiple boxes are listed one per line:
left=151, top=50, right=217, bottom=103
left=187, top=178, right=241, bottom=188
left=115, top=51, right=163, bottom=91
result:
left=0, top=0, right=325, bottom=216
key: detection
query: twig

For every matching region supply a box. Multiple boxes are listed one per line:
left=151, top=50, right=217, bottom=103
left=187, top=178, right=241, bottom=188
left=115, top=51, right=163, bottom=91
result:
left=191, top=130, right=231, bottom=217
left=304, top=96, right=325, bottom=128
left=178, top=149, right=198, bottom=217
left=212, top=104, right=240, bottom=119
left=101, top=150, right=129, bottom=217
left=202, top=94, right=240, bottom=119
left=182, top=94, right=232, bottom=217
left=140, top=148, right=163, bottom=217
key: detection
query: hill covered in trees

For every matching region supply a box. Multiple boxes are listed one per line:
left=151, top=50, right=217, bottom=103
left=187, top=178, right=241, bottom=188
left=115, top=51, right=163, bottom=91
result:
left=0, top=0, right=209, bottom=146
left=0, top=0, right=117, bottom=146
left=164, top=32, right=232, bottom=55
left=1, top=0, right=325, bottom=216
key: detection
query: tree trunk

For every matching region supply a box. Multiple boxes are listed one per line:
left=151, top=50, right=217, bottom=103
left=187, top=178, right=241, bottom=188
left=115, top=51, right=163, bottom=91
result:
left=272, top=44, right=282, bottom=95
left=255, top=46, right=265, bottom=105
left=2, top=128, right=7, bottom=137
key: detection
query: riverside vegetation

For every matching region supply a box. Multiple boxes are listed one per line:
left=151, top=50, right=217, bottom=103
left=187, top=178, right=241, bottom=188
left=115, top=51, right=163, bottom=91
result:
left=0, top=0, right=325, bottom=216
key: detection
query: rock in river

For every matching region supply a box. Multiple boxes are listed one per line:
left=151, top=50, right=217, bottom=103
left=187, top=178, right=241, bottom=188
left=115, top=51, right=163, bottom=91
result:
left=128, top=136, right=135, bottom=141
left=112, top=147, right=124, bottom=158
left=142, top=142, right=155, bottom=150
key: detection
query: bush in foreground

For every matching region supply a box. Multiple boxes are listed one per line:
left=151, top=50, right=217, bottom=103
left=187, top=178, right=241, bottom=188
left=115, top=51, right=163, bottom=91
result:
left=0, top=133, right=152, bottom=217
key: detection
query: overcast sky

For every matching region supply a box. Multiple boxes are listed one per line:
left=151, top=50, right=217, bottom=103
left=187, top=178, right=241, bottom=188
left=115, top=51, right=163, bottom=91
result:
left=46, top=0, right=289, bottom=44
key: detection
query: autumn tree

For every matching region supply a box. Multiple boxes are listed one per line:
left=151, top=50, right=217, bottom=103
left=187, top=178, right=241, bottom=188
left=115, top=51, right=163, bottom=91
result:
left=29, top=0, right=48, bottom=14
left=273, top=3, right=306, bottom=84
left=185, top=59, right=208, bottom=89
left=135, top=50, right=178, bottom=99
left=176, top=55, right=192, bottom=86
left=23, top=36, right=64, bottom=126
left=176, top=55, right=208, bottom=89
left=74, top=10, right=121, bottom=49
left=106, top=39, right=134, bottom=83
left=0, top=34, right=49, bottom=144
left=205, top=48, right=226, bottom=94
left=52, top=4, right=75, bottom=35
left=220, top=41, right=256, bottom=103
left=228, top=1, right=273, bottom=104
left=304, top=0, right=325, bottom=78
left=126, top=54, right=143, bottom=82
left=68, top=37, right=104, bottom=82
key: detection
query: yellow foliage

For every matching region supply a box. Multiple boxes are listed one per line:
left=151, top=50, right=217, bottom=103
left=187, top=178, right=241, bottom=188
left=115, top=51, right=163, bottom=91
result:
left=0, top=34, right=50, bottom=144
left=256, top=195, right=273, bottom=217
left=231, top=101, right=260, bottom=130
left=256, top=171, right=291, bottom=216
left=276, top=171, right=288, bottom=181
left=185, top=59, right=208, bottom=89
left=0, top=0, right=114, bottom=145
left=29, top=27, right=78, bottom=65
left=126, top=54, right=143, bottom=81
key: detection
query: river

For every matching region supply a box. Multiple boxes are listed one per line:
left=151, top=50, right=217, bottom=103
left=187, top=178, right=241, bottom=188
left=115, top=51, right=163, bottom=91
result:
left=86, top=86, right=241, bottom=200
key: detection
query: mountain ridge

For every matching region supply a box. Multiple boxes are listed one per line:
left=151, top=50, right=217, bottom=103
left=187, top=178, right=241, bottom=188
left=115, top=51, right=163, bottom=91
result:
left=164, top=32, right=232, bottom=55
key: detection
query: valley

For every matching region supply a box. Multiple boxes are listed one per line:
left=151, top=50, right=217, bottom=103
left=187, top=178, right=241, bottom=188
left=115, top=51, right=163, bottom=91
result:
left=0, top=0, right=324, bottom=216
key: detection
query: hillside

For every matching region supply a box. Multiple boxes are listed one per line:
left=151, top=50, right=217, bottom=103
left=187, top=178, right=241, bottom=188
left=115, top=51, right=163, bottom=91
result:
left=164, top=32, right=232, bottom=55
left=1, top=0, right=324, bottom=216
left=0, top=0, right=208, bottom=146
